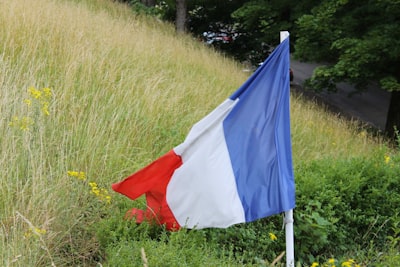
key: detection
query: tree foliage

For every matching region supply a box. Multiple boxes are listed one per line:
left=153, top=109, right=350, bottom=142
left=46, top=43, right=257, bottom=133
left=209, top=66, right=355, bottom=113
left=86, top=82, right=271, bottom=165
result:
left=183, top=0, right=317, bottom=64
left=115, top=0, right=400, bottom=136
left=295, top=0, right=400, bottom=92
left=294, top=0, right=400, bottom=136
left=229, top=0, right=319, bottom=63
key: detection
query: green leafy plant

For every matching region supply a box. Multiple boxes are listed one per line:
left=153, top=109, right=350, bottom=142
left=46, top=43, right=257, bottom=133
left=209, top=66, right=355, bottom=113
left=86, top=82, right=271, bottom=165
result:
left=293, top=152, right=400, bottom=264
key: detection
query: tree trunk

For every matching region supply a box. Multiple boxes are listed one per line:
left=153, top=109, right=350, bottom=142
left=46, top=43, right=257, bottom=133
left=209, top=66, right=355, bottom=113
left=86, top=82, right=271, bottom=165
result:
left=385, top=90, right=400, bottom=140
left=175, top=0, right=187, bottom=33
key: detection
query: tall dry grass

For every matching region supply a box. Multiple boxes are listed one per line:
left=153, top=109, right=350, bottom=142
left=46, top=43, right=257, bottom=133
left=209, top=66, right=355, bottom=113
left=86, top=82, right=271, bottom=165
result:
left=0, top=0, right=387, bottom=265
left=290, top=92, right=385, bottom=166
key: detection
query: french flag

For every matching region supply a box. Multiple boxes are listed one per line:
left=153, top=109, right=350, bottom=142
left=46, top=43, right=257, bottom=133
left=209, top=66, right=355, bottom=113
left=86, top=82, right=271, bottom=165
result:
left=112, top=38, right=295, bottom=230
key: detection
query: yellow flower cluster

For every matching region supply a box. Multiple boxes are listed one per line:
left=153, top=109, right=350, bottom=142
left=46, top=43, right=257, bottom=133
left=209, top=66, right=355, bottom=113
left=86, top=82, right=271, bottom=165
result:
left=27, top=86, right=52, bottom=116
left=341, top=259, right=359, bottom=267
left=24, top=99, right=32, bottom=106
left=68, top=171, right=111, bottom=204
left=89, top=182, right=112, bottom=204
left=9, top=116, right=34, bottom=131
left=384, top=154, right=390, bottom=164
left=310, top=258, right=360, bottom=267
left=28, top=86, right=52, bottom=99
left=24, top=227, right=46, bottom=239
left=67, top=171, right=86, bottom=180
left=9, top=86, right=53, bottom=131
left=268, top=232, right=277, bottom=241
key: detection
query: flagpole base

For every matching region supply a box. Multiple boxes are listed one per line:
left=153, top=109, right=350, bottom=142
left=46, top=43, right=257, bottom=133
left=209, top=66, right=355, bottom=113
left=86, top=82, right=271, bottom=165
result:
left=284, top=209, right=295, bottom=267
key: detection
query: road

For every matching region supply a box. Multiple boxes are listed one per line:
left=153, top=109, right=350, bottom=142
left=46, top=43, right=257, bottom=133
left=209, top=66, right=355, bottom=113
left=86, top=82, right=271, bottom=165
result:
left=290, top=59, right=391, bottom=131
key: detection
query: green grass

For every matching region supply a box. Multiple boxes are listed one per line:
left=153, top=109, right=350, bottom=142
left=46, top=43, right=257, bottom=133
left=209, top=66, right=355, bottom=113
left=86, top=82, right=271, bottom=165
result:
left=1, top=0, right=398, bottom=266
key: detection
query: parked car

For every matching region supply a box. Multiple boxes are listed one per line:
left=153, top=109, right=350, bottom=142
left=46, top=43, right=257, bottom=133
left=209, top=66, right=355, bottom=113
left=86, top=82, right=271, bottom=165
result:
left=202, top=31, right=238, bottom=45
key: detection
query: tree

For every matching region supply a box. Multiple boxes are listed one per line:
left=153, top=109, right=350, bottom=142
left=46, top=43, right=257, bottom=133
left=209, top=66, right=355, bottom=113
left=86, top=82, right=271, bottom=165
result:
left=229, top=0, right=322, bottom=63
left=294, top=0, right=400, bottom=138
left=137, top=0, right=187, bottom=33
left=188, top=0, right=246, bottom=35
left=175, top=0, right=187, bottom=33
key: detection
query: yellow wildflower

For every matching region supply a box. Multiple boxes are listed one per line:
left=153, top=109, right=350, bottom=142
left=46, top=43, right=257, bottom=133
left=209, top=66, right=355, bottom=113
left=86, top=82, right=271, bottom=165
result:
left=78, top=172, right=86, bottom=180
left=33, top=227, right=46, bottom=235
left=24, top=99, right=32, bottom=106
left=328, top=258, right=335, bottom=264
left=42, top=87, right=52, bottom=98
left=41, top=101, right=50, bottom=116
left=24, top=227, right=46, bottom=239
left=9, top=116, right=34, bottom=131
left=67, top=171, right=77, bottom=176
left=9, top=116, right=19, bottom=127
left=21, top=117, right=34, bottom=131
left=28, top=87, right=42, bottom=99
left=268, top=232, right=277, bottom=241
left=384, top=154, right=390, bottom=164
left=88, top=182, right=112, bottom=204
left=89, top=182, right=100, bottom=196
left=68, top=171, right=86, bottom=180
left=341, top=259, right=356, bottom=267
left=92, top=188, right=100, bottom=196
left=24, top=231, right=31, bottom=238
left=311, top=263, right=319, bottom=267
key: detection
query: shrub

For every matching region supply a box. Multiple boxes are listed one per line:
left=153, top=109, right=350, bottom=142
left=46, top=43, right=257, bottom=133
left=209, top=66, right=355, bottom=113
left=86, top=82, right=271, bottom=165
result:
left=294, top=150, right=400, bottom=262
left=96, top=150, right=400, bottom=266
left=202, top=217, right=285, bottom=265
left=95, top=201, right=240, bottom=266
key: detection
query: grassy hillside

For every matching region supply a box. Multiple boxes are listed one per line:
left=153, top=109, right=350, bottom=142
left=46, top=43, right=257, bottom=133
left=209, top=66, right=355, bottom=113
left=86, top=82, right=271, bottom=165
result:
left=1, top=0, right=398, bottom=266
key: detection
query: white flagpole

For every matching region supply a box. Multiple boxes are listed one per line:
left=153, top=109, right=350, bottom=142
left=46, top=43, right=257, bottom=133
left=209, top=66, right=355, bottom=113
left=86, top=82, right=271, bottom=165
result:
left=280, top=30, right=295, bottom=267
left=280, top=31, right=290, bottom=44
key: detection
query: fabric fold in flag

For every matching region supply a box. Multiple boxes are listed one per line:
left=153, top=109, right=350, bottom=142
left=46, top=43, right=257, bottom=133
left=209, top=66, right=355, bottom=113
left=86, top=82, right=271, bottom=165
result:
left=112, top=37, right=295, bottom=230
